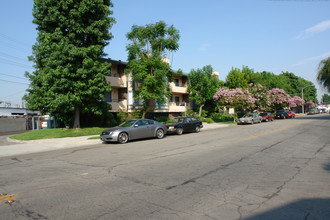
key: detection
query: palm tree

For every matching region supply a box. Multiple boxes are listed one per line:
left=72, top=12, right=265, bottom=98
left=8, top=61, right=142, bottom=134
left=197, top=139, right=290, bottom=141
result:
left=317, top=57, right=330, bottom=93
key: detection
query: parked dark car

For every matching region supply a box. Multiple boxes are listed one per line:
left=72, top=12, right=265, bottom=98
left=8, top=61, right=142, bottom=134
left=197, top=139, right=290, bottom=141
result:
left=275, top=110, right=289, bottom=119
left=166, top=117, right=203, bottom=135
left=237, top=113, right=262, bottom=125
left=260, top=112, right=274, bottom=122
left=100, top=119, right=167, bottom=144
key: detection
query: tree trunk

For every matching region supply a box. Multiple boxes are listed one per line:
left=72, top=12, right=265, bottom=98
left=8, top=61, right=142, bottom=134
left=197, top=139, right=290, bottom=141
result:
left=73, top=106, right=80, bottom=128
left=198, top=104, right=204, bottom=117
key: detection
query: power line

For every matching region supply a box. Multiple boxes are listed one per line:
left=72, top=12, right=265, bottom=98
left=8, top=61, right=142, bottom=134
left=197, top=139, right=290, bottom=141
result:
left=0, top=72, right=27, bottom=80
left=0, top=33, right=31, bottom=49
left=0, top=51, right=31, bottom=64
left=0, top=58, right=34, bottom=69
left=0, top=42, right=31, bottom=54
left=0, top=89, right=27, bottom=99
left=0, top=79, right=29, bottom=85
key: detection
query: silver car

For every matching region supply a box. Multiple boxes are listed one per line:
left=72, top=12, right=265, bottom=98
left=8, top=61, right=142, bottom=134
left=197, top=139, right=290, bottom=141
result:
left=237, top=113, right=262, bottom=125
left=100, top=119, right=167, bottom=144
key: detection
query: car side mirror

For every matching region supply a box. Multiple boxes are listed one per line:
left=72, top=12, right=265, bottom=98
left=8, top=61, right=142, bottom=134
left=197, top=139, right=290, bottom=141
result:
left=133, top=124, right=138, bottom=128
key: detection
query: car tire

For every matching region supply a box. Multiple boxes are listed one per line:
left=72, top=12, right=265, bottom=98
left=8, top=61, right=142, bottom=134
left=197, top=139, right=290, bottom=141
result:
left=118, top=132, right=128, bottom=144
left=156, top=129, right=165, bottom=139
left=251, top=120, right=254, bottom=125
left=195, top=126, right=201, bottom=133
left=176, top=128, right=183, bottom=135
left=266, top=119, right=268, bottom=122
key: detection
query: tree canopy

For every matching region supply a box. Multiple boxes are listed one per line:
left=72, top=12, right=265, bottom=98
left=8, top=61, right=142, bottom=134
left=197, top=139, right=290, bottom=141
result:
left=187, top=65, right=220, bottom=116
left=224, top=66, right=317, bottom=103
left=24, top=0, right=115, bottom=128
left=317, top=57, right=330, bottom=93
left=322, top=93, right=330, bottom=104
left=126, top=21, right=180, bottom=118
left=225, top=67, right=249, bottom=89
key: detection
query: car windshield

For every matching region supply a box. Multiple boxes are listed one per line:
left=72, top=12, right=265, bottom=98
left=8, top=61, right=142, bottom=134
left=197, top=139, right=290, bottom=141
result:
left=172, top=118, right=185, bottom=123
left=260, top=113, right=267, bottom=116
left=119, top=120, right=137, bottom=127
left=243, top=113, right=253, bottom=118
left=277, top=110, right=286, bottom=113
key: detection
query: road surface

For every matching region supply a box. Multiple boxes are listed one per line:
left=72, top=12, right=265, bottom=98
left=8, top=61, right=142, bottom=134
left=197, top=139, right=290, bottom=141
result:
left=0, top=114, right=329, bottom=219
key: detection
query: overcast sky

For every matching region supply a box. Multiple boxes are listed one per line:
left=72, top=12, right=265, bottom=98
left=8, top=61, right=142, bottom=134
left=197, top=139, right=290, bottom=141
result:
left=1, top=0, right=329, bottom=107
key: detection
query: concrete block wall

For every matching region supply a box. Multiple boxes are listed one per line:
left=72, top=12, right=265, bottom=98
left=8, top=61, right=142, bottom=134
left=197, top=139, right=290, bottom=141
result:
left=0, top=118, right=26, bottom=133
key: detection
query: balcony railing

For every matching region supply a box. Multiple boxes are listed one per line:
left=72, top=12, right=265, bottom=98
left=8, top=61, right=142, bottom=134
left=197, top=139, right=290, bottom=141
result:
left=108, top=99, right=127, bottom=112
left=169, top=82, right=188, bottom=93
left=105, top=74, right=127, bottom=87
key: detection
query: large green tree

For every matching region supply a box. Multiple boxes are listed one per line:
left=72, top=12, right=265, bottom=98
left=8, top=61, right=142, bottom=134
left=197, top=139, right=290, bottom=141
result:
left=225, top=67, right=249, bottom=89
left=317, top=57, right=330, bottom=93
left=187, top=65, right=220, bottom=116
left=126, top=21, right=180, bottom=118
left=25, top=0, right=115, bottom=128
left=322, top=94, right=330, bottom=104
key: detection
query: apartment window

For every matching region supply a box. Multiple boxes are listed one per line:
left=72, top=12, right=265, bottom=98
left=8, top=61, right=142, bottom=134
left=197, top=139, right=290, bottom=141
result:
left=173, top=96, right=180, bottom=106
left=118, top=88, right=127, bottom=100
left=104, top=92, right=112, bottom=102
left=118, top=65, right=125, bottom=75
left=106, top=67, right=112, bottom=76
left=174, top=78, right=180, bottom=87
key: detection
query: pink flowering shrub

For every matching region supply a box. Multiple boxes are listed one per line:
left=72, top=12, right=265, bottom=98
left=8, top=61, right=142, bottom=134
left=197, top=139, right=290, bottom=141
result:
left=214, top=87, right=256, bottom=111
left=288, top=96, right=305, bottom=108
left=305, top=100, right=317, bottom=108
left=214, top=82, right=314, bottom=112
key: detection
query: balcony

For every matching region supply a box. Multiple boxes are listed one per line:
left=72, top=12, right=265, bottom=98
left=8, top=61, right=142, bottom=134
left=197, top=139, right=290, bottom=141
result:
left=108, top=99, right=127, bottom=112
left=105, top=74, right=127, bottom=88
left=169, top=82, right=188, bottom=94
left=169, top=102, right=191, bottom=112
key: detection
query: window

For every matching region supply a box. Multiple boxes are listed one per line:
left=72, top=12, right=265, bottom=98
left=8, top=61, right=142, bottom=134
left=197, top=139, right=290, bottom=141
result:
left=185, top=118, right=191, bottom=123
left=173, top=96, right=180, bottom=106
left=174, top=78, right=180, bottom=86
left=118, top=88, right=127, bottom=100
left=191, top=117, right=198, bottom=122
left=137, top=120, right=148, bottom=126
left=104, top=92, right=112, bottom=102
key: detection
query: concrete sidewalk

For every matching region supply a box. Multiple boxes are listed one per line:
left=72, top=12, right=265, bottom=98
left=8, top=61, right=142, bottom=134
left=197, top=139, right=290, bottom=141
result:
left=0, top=123, right=231, bottom=158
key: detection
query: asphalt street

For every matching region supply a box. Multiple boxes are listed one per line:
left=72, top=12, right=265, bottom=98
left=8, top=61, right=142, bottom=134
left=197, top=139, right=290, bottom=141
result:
left=0, top=114, right=329, bottom=220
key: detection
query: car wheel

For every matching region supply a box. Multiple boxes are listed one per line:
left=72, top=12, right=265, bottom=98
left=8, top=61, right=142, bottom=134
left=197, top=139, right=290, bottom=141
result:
left=176, top=128, right=183, bottom=135
left=251, top=120, right=254, bottom=125
left=156, top=129, right=165, bottom=139
left=195, top=126, right=201, bottom=133
left=118, top=132, right=128, bottom=144
left=266, top=119, right=268, bottom=122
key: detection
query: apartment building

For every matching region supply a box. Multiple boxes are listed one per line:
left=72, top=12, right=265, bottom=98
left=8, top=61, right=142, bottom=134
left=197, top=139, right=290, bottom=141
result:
left=104, top=59, right=193, bottom=118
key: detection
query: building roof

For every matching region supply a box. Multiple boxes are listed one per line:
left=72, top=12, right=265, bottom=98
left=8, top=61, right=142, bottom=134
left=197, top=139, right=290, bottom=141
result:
left=103, top=58, right=188, bottom=76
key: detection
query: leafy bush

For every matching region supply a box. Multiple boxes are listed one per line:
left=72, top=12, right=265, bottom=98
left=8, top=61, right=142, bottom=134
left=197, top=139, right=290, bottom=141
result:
left=210, top=112, right=235, bottom=122
left=204, top=118, right=215, bottom=123
left=156, top=116, right=171, bottom=123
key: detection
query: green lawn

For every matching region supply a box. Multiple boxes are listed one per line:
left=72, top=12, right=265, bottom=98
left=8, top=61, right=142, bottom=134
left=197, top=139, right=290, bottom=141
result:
left=10, top=127, right=106, bottom=141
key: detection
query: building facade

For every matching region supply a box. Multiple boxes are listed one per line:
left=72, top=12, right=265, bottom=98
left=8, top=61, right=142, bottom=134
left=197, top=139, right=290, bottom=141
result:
left=104, top=59, right=194, bottom=118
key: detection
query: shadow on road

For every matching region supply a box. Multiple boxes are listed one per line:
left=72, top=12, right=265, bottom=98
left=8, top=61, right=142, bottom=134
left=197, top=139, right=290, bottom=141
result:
left=243, top=198, right=330, bottom=220
left=323, top=158, right=330, bottom=172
